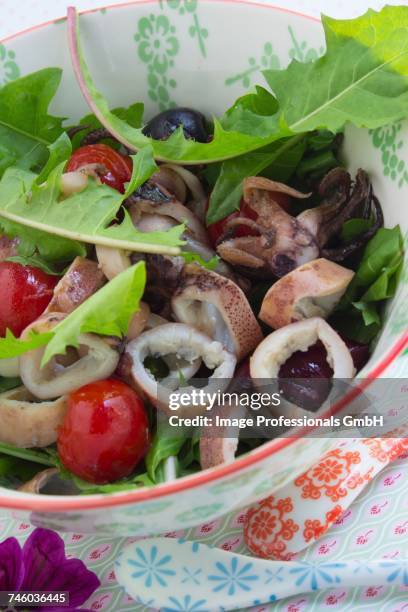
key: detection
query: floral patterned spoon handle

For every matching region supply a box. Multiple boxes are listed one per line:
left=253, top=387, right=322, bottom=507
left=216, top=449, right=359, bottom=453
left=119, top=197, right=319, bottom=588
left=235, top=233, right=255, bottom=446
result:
left=245, top=435, right=408, bottom=560
left=115, top=537, right=408, bottom=611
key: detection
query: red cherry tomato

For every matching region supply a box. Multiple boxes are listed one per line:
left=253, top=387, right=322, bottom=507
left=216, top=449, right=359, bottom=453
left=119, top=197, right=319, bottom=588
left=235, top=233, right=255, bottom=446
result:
left=66, top=144, right=133, bottom=193
left=57, top=379, right=150, bottom=484
left=207, top=192, right=290, bottom=246
left=0, top=262, right=58, bottom=337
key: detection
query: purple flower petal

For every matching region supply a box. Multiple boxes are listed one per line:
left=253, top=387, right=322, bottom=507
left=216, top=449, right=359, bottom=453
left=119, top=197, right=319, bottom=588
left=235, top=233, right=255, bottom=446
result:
left=0, top=536, right=24, bottom=590
left=21, top=528, right=100, bottom=609
left=47, top=608, right=94, bottom=612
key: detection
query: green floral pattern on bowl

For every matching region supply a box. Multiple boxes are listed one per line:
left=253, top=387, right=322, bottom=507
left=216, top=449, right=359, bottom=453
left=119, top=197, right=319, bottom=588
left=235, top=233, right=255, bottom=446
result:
left=160, top=0, right=208, bottom=57
left=225, top=42, right=280, bottom=88
left=288, top=24, right=325, bottom=61
left=0, top=43, right=20, bottom=84
left=370, top=123, right=408, bottom=188
left=133, top=1, right=210, bottom=111
left=134, top=13, right=179, bottom=110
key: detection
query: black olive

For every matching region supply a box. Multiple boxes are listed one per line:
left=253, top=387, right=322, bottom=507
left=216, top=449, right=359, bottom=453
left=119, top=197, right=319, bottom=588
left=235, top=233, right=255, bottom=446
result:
left=142, top=107, right=208, bottom=142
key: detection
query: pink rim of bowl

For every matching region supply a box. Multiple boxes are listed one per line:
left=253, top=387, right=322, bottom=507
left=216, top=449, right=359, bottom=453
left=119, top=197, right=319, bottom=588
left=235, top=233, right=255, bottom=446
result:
left=0, top=0, right=407, bottom=513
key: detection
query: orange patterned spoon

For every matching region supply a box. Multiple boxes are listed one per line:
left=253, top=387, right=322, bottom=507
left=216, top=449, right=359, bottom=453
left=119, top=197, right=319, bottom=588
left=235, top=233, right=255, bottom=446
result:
left=245, top=434, right=408, bottom=560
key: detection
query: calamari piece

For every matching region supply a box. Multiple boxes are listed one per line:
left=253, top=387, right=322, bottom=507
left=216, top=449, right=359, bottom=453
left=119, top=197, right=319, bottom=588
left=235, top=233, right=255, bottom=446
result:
left=60, top=171, right=88, bottom=197
left=0, top=357, right=19, bottom=378
left=135, top=213, right=178, bottom=234
left=216, top=170, right=383, bottom=276
left=158, top=164, right=207, bottom=219
left=0, top=386, right=67, bottom=448
left=146, top=313, right=169, bottom=329
left=151, top=166, right=187, bottom=204
left=46, top=257, right=105, bottom=314
left=20, top=313, right=119, bottom=399
left=297, top=169, right=383, bottom=260
left=137, top=199, right=208, bottom=243
left=250, top=317, right=354, bottom=380
left=94, top=247, right=149, bottom=340
left=200, top=404, right=246, bottom=470
left=125, top=323, right=236, bottom=416
left=182, top=235, right=243, bottom=285
left=217, top=176, right=317, bottom=278
left=129, top=181, right=209, bottom=245
left=19, top=468, right=59, bottom=493
left=259, top=259, right=354, bottom=329
left=243, top=176, right=312, bottom=202
left=127, top=302, right=151, bottom=340
left=18, top=468, right=80, bottom=494
left=131, top=253, right=185, bottom=317
left=0, top=235, right=19, bottom=261
left=172, top=264, right=262, bottom=360
left=96, top=245, right=131, bottom=280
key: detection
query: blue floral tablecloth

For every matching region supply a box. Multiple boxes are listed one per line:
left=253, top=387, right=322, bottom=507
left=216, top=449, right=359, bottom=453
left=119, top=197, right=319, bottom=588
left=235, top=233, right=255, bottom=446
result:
left=2, top=453, right=408, bottom=611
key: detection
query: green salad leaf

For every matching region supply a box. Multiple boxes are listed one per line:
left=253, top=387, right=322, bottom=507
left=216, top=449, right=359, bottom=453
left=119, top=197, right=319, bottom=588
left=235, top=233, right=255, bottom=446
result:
left=36, top=132, right=72, bottom=184
left=0, top=68, right=65, bottom=177
left=145, top=433, right=188, bottom=483
left=0, top=167, right=86, bottom=262
left=0, top=455, right=42, bottom=484
left=0, top=442, right=56, bottom=467
left=69, top=5, right=408, bottom=169
left=332, top=226, right=404, bottom=342
left=58, top=465, right=154, bottom=494
left=123, top=147, right=158, bottom=198
left=295, top=151, right=339, bottom=182
left=264, top=7, right=408, bottom=134
left=341, top=218, right=373, bottom=242
left=0, top=376, right=22, bottom=393
left=207, top=135, right=305, bottom=224
left=0, top=261, right=147, bottom=363
left=0, top=217, right=86, bottom=264
left=145, top=426, right=201, bottom=484
left=0, top=329, right=53, bottom=359
left=178, top=429, right=201, bottom=470
left=224, top=85, right=279, bottom=118
left=70, top=103, right=144, bottom=149
left=346, top=227, right=403, bottom=298
left=6, top=254, right=64, bottom=275
left=42, top=260, right=146, bottom=364
left=207, top=129, right=341, bottom=224
left=0, top=147, right=184, bottom=255
left=179, top=251, right=219, bottom=270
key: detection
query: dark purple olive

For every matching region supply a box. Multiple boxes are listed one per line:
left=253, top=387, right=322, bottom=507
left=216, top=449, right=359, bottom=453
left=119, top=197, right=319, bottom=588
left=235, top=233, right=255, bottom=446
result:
left=142, top=107, right=208, bottom=142
left=341, top=336, right=370, bottom=372
left=277, top=337, right=369, bottom=411
left=278, top=341, right=333, bottom=380
left=278, top=341, right=333, bottom=411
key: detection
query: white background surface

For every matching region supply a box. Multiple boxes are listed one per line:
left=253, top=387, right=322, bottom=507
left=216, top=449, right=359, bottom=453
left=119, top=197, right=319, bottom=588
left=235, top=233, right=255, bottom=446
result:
left=1, top=0, right=407, bottom=40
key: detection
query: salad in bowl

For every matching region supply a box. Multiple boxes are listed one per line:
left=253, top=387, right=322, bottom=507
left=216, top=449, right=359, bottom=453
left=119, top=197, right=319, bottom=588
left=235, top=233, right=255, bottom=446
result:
left=0, top=1, right=406, bottom=535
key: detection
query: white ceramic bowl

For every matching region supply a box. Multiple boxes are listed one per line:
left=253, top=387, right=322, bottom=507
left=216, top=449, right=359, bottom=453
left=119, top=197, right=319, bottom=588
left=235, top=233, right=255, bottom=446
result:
left=0, top=0, right=407, bottom=536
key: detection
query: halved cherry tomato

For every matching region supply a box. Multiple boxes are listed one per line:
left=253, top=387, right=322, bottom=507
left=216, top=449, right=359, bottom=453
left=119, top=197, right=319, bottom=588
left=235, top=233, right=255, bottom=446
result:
left=207, top=192, right=291, bottom=246
left=0, top=262, right=58, bottom=337
left=66, top=144, right=133, bottom=193
left=57, top=379, right=150, bottom=484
